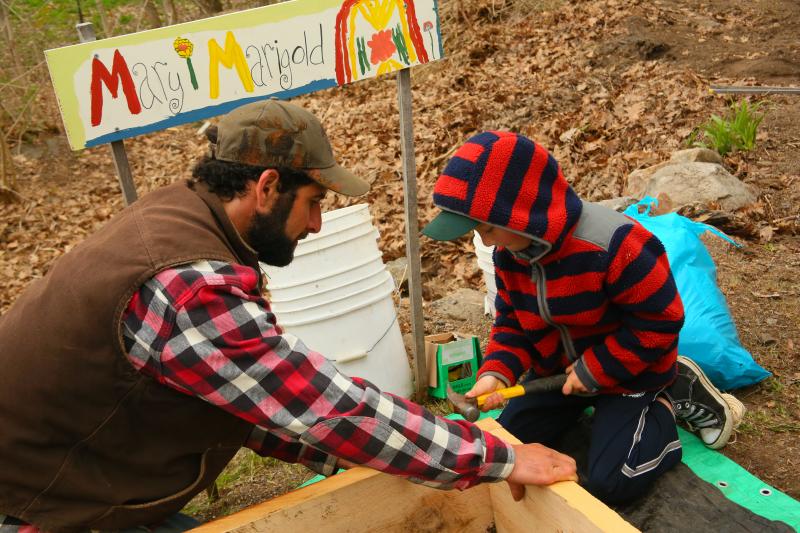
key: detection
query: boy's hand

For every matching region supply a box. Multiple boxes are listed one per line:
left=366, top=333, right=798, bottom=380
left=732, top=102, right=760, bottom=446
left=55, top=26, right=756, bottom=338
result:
left=465, top=375, right=505, bottom=411
left=506, top=443, right=578, bottom=501
left=561, top=364, right=588, bottom=395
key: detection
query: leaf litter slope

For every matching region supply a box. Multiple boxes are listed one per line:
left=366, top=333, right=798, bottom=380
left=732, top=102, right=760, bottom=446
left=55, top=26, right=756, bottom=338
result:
left=0, top=0, right=798, bottom=519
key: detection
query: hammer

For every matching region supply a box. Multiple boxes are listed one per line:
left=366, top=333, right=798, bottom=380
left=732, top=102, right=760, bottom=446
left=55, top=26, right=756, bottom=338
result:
left=447, top=374, right=568, bottom=422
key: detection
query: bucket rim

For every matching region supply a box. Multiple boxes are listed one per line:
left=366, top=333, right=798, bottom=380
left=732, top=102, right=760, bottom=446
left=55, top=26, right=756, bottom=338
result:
left=321, top=203, right=369, bottom=223
left=268, top=265, right=387, bottom=305
left=262, top=250, right=385, bottom=290
left=293, top=226, right=378, bottom=258
left=298, top=204, right=371, bottom=245
left=272, top=271, right=392, bottom=314
left=274, top=274, right=394, bottom=326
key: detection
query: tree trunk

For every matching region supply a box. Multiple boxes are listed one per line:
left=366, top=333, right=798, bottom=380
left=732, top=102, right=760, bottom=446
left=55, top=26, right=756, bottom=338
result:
left=143, top=0, right=162, bottom=28
left=0, top=0, right=22, bottom=73
left=162, top=0, right=178, bottom=25
left=94, top=0, right=112, bottom=37
left=196, top=0, right=223, bottom=15
left=0, top=130, right=17, bottom=202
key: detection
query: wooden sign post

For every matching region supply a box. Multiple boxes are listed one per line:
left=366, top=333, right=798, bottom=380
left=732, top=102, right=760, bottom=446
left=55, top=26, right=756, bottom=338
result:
left=48, top=0, right=444, bottom=398
left=397, top=68, right=427, bottom=399
left=75, top=22, right=138, bottom=205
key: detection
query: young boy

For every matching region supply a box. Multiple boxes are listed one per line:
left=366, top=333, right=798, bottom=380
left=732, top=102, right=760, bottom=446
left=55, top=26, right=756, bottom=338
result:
left=422, top=131, right=744, bottom=503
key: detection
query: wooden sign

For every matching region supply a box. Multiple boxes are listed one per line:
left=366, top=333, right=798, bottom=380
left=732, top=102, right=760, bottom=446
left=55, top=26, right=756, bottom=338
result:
left=45, top=0, right=443, bottom=150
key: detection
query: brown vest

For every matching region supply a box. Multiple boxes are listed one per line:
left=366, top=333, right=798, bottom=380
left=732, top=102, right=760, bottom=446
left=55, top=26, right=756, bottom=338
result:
left=0, top=181, right=256, bottom=532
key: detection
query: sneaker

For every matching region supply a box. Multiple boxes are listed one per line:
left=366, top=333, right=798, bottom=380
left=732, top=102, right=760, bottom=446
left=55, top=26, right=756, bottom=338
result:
left=667, top=356, right=746, bottom=449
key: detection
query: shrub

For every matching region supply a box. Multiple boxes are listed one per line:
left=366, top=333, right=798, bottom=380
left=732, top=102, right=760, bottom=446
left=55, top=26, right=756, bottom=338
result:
left=689, top=99, right=765, bottom=156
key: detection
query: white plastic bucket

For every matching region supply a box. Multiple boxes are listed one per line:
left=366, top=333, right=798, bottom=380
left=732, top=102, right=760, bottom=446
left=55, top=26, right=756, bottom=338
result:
left=473, top=232, right=497, bottom=317
left=261, top=204, right=413, bottom=397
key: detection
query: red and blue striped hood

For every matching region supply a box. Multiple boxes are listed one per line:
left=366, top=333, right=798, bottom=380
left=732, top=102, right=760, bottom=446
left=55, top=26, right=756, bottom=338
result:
left=433, top=131, right=582, bottom=254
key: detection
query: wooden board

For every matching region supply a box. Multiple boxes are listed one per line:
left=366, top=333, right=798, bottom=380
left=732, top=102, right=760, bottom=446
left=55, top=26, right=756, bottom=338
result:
left=192, top=418, right=639, bottom=532
left=486, top=423, right=638, bottom=533
left=190, top=466, right=493, bottom=533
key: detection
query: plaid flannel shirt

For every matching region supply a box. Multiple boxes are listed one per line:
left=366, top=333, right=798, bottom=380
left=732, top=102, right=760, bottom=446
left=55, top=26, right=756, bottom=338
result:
left=0, top=260, right=515, bottom=531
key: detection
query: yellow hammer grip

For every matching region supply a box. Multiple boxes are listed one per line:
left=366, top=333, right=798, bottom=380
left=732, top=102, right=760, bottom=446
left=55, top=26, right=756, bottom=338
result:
left=475, top=385, right=526, bottom=406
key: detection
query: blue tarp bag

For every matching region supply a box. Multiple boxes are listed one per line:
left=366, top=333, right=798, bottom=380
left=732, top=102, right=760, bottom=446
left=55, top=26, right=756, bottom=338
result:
left=623, top=197, right=770, bottom=390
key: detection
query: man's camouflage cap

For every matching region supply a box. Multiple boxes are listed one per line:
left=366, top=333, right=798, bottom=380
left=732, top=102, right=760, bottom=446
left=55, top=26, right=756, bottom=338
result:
left=213, top=99, right=369, bottom=196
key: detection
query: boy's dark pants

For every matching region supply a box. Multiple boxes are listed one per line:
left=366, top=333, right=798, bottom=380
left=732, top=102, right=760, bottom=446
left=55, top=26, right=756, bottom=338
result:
left=498, top=382, right=682, bottom=504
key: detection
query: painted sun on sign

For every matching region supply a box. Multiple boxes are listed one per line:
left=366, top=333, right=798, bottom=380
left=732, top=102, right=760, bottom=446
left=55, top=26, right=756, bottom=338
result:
left=335, top=0, right=432, bottom=84
left=45, top=0, right=443, bottom=150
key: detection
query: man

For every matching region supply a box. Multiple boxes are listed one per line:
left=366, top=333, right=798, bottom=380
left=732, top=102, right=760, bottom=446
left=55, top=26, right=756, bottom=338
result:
left=0, top=102, right=576, bottom=532
left=422, top=131, right=744, bottom=503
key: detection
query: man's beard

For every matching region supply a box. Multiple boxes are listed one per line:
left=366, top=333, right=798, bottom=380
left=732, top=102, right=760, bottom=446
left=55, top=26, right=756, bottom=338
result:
left=247, top=193, right=305, bottom=267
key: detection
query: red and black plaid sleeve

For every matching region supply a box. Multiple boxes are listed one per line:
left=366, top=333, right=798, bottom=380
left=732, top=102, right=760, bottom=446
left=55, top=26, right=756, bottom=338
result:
left=122, top=260, right=515, bottom=490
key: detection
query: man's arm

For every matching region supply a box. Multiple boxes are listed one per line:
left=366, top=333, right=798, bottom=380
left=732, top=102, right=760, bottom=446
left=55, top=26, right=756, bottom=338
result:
left=124, top=261, right=514, bottom=490
left=245, top=425, right=339, bottom=476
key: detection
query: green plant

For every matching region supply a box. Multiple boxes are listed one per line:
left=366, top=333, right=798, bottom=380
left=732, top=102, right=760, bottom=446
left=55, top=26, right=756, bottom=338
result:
left=690, top=99, right=765, bottom=156
left=730, top=99, right=764, bottom=150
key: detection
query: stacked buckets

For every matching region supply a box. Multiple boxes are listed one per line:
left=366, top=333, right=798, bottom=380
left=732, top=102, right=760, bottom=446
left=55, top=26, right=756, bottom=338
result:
left=473, top=232, right=497, bottom=317
left=260, top=204, right=413, bottom=398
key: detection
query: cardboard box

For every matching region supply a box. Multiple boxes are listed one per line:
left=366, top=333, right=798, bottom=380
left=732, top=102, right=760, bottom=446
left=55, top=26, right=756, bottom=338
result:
left=425, top=332, right=482, bottom=399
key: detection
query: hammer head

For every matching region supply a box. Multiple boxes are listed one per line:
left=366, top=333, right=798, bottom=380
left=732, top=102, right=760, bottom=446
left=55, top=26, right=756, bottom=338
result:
left=446, top=385, right=480, bottom=422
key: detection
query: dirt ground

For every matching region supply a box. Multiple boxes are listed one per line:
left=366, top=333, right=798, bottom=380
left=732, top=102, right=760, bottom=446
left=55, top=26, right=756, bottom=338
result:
left=1, top=0, right=798, bottom=523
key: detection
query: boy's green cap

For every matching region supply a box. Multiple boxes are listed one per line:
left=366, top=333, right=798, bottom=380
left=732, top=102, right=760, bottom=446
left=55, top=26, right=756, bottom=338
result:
left=422, top=210, right=479, bottom=241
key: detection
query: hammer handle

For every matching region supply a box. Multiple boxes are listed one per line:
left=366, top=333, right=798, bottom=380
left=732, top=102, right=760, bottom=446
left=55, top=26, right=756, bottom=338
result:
left=475, top=374, right=568, bottom=406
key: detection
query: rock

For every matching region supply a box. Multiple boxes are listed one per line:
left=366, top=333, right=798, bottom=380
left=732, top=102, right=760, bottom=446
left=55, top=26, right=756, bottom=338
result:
left=757, top=332, right=778, bottom=346
left=625, top=160, right=673, bottom=199
left=402, top=332, right=415, bottom=359
left=624, top=161, right=757, bottom=211
left=597, top=196, right=638, bottom=212
left=669, top=148, right=724, bottom=165
left=386, top=257, right=408, bottom=293
left=429, top=288, right=487, bottom=324
left=625, top=149, right=724, bottom=200
left=693, top=15, right=723, bottom=33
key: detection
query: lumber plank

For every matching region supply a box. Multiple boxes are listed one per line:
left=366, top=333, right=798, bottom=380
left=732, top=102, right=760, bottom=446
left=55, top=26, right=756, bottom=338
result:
left=482, top=419, right=639, bottom=533
left=190, top=465, right=493, bottom=532
left=192, top=418, right=638, bottom=532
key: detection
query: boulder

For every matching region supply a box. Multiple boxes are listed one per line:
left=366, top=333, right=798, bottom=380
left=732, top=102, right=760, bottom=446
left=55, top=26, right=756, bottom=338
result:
left=597, top=196, right=638, bottom=212
left=386, top=257, right=408, bottom=293
left=626, top=149, right=725, bottom=201
left=669, top=147, right=724, bottom=165
left=626, top=161, right=672, bottom=199
left=625, top=161, right=757, bottom=211
left=429, top=288, right=487, bottom=325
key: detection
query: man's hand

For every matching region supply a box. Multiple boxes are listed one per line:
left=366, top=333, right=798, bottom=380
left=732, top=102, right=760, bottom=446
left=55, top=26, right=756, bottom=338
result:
left=505, top=443, right=578, bottom=501
left=337, top=457, right=357, bottom=469
left=561, top=364, right=588, bottom=395
left=465, top=375, right=505, bottom=411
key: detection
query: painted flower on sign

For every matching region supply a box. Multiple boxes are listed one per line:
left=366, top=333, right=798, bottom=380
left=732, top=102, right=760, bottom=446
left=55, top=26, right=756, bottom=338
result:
left=367, top=30, right=396, bottom=64
left=173, top=36, right=199, bottom=90
left=422, top=21, right=436, bottom=60
left=173, top=37, right=194, bottom=58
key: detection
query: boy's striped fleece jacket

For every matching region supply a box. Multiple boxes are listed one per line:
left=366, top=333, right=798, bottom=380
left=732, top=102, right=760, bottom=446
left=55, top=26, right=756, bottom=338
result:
left=433, top=131, right=685, bottom=394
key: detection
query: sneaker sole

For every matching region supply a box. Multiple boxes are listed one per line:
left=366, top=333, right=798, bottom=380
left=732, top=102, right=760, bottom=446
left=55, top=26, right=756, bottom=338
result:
left=677, top=355, right=733, bottom=450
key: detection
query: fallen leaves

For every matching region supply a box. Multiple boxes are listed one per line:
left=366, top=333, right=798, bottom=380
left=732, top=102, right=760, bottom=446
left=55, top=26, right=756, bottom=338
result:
left=2, top=0, right=799, bottom=313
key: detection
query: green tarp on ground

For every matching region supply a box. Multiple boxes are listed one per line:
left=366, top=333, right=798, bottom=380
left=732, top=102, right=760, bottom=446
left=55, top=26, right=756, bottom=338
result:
left=677, top=427, right=799, bottom=529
